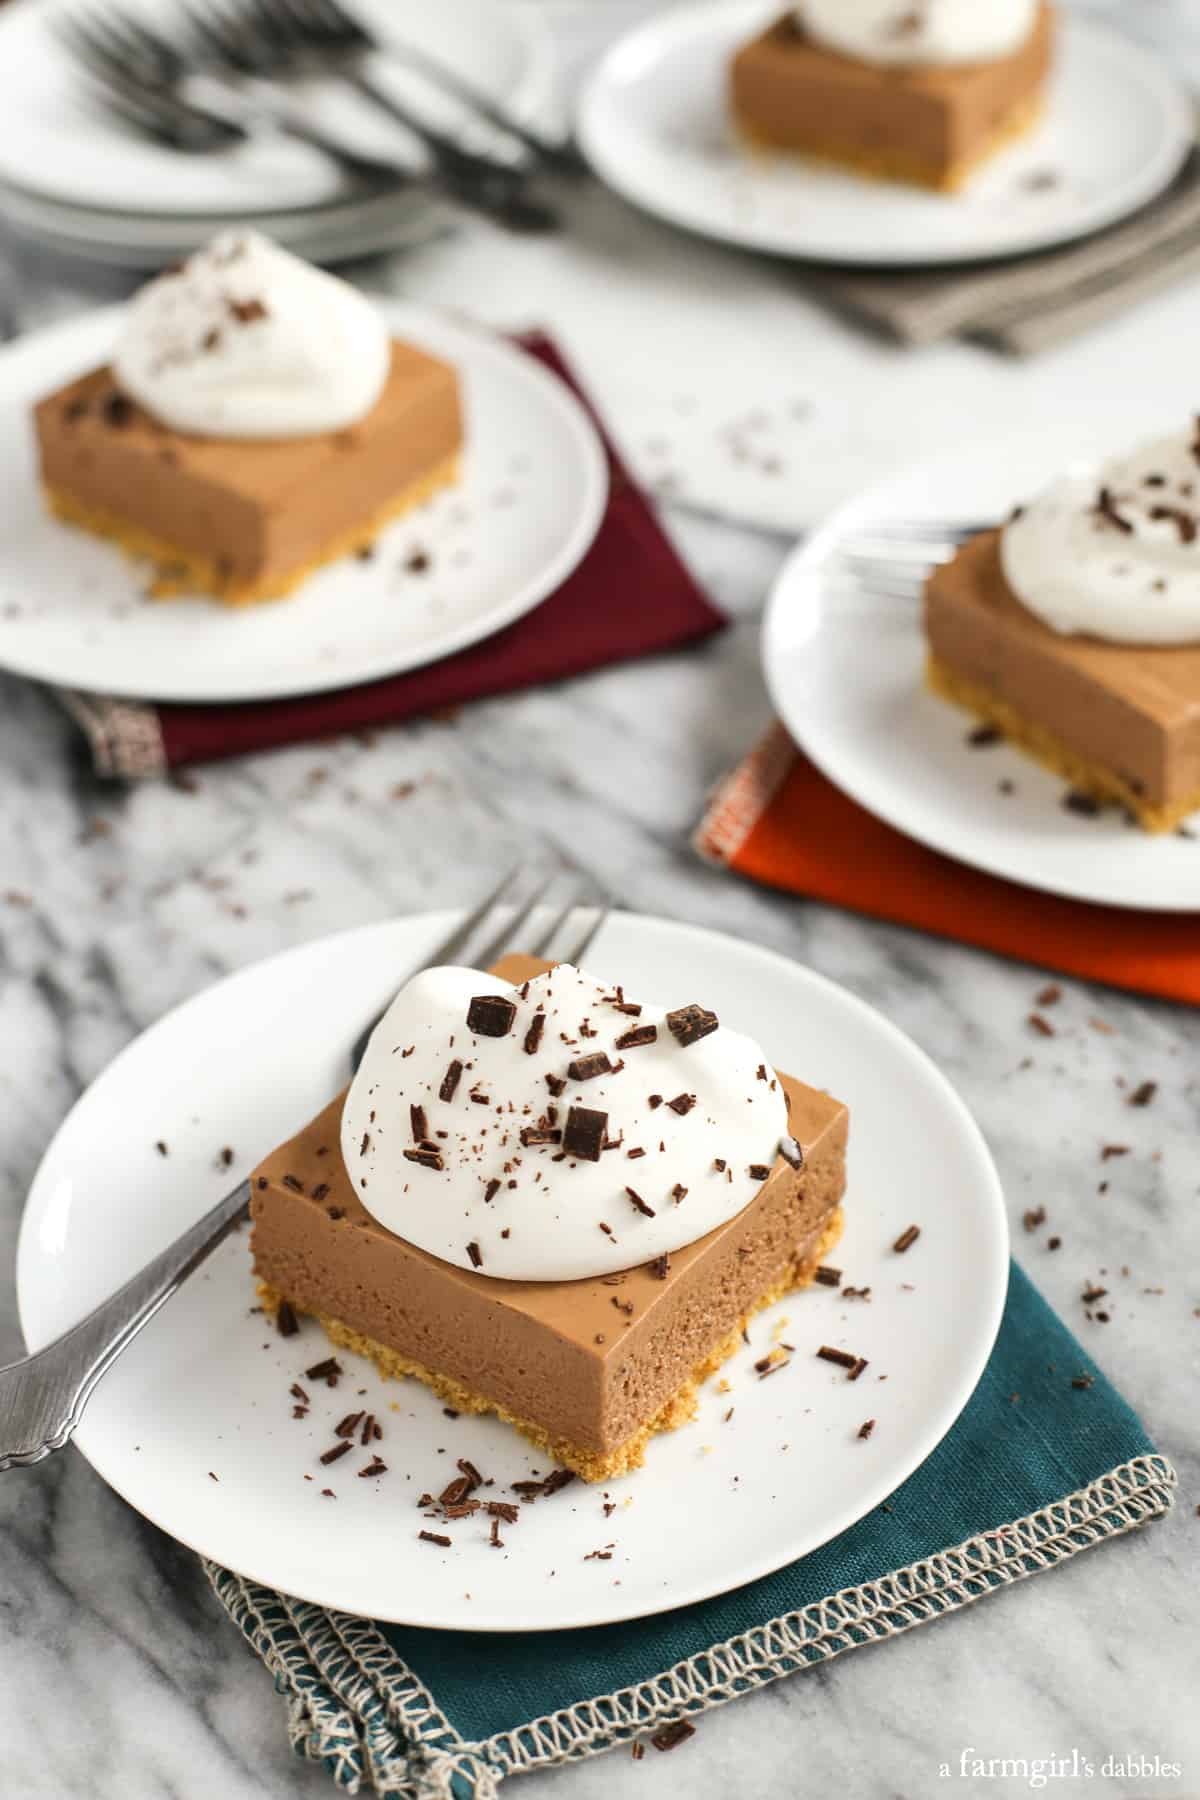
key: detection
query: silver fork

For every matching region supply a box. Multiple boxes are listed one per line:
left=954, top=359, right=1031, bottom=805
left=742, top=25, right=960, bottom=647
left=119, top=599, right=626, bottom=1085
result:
left=831, top=517, right=996, bottom=600
left=0, top=865, right=609, bottom=1472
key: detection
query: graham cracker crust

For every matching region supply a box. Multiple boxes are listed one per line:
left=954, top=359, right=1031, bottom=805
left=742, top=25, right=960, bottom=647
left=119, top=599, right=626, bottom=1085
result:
left=734, top=93, right=1042, bottom=192
left=926, top=653, right=1200, bottom=834
left=260, top=1205, right=844, bottom=1484
left=42, top=450, right=460, bottom=607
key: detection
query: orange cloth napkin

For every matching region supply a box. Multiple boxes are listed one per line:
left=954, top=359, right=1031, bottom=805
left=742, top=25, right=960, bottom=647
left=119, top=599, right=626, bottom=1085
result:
left=696, top=723, right=1200, bottom=1004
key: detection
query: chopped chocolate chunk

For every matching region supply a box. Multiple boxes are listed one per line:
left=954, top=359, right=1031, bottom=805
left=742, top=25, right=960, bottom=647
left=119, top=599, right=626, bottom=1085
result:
left=626, top=1187, right=656, bottom=1218
left=666, top=1092, right=696, bottom=1115
left=1127, top=1080, right=1157, bottom=1107
left=483, top=1177, right=501, bottom=1202
left=665, top=1004, right=719, bottom=1048
left=439, top=1059, right=463, bottom=1102
left=748, top=1164, right=771, bottom=1182
left=523, top=1011, right=546, bottom=1055
left=562, top=1105, right=607, bottom=1162
left=320, top=1442, right=351, bottom=1466
left=545, top=1072, right=567, bottom=1098
left=648, top=1253, right=670, bottom=1279
left=275, top=1300, right=299, bottom=1338
left=670, top=1183, right=688, bottom=1203
left=892, top=1224, right=921, bottom=1254
left=857, top=1419, right=876, bottom=1440
left=651, top=1720, right=696, bottom=1754
left=567, top=1051, right=614, bottom=1082
left=713, top=1158, right=726, bottom=1173
left=467, top=994, right=516, bottom=1037
left=814, top=1265, right=842, bottom=1287
left=404, top=1145, right=444, bottom=1171
left=419, top=1530, right=452, bottom=1547
left=778, top=1136, right=804, bottom=1169
left=466, top=1241, right=483, bottom=1269
left=615, top=1024, right=658, bottom=1050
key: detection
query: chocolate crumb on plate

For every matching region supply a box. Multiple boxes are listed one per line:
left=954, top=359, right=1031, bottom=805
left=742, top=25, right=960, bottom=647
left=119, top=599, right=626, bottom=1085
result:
left=523, top=1012, right=546, bottom=1055
left=466, top=1241, right=483, bottom=1269
left=319, top=1442, right=351, bottom=1466
left=1027, top=1012, right=1055, bottom=1037
left=651, top=1720, right=696, bottom=1753
left=305, top=1357, right=342, bottom=1383
left=1101, top=1144, right=1130, bottom=1160
left=1127, top=1080, right=1157, bottom=1107
left=857, top=1419, right=876, bottom=1440
left=404, top=1145, right=445, bottom=1171
left=625, top=1187, right=655, bottom=1218
left=892, top=1224, right=920, bottom=1254
left=814, top=1265, right=841, bottom=1287
left=419, top=1530, right=452, bottom=1547
left=1023, top=1205, right=1046, bottom=1231
left=439, top=1059, right=464, bottom=1102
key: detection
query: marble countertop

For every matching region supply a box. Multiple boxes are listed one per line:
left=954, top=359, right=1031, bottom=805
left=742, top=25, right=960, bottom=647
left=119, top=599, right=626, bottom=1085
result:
left=1, top=4, right=1198, bottom=1796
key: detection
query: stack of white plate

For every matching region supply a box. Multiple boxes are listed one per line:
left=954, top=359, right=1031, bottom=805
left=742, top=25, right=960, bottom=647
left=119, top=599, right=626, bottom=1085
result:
left=0, top=0, right=558, bottom=268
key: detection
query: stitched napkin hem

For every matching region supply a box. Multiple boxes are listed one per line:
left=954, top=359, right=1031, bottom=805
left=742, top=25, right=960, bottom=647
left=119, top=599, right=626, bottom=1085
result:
left=206, top=1451, right=1174, bottom=1799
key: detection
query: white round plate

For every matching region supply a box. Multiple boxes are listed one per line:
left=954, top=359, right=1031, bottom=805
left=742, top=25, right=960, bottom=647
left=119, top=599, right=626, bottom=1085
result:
left=764, top=423, right=1200, bottom=912
left=0, top=302, right=607, bottom=704
left=17, top=911, right=1008, bottom=1632
left=0, top=0, right=555, bottom=217
left=577, top=4, right=1192, bottom=267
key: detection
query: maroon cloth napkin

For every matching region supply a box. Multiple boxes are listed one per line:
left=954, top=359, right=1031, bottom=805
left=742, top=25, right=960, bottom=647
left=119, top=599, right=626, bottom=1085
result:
left=59, top=334, right=726, bottom=778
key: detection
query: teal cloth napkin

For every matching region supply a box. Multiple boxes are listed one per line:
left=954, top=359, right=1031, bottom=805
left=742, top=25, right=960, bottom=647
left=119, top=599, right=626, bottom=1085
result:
left=208, top=1264, right=1175, bottom=1799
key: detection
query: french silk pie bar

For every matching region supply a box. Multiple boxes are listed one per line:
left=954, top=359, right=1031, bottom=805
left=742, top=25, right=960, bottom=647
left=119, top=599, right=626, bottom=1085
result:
left=730, top=0, right=1053, bottom=192
left=251, top=955, right=848, bottom=1482
left=925, top=419, right=1200, bottom=832
left=34, top=232, right=462, bottom=606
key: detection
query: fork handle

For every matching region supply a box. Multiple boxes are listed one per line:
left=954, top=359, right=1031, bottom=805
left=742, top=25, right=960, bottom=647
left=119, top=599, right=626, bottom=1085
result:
left=0, top=1180, right=250, bottom=1472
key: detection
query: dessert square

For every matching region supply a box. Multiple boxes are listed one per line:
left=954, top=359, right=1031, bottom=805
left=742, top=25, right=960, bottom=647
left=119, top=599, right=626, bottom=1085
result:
left=35, top=340, right=462, bottom=606
left=924, top=528, right=1200, bottom=831
left=250, top=954, right=848, bottom=1482
left=730, top=4, right=1053, bottom=191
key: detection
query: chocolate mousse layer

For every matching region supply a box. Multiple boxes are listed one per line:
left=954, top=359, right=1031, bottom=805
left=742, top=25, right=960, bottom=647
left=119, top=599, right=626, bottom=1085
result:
left=35, top=340, right=462, bottom=604
left=925, top=528, right=1200, bottom=824
left=730, top=3, right=1053, bottom=190
left=250, top=955, right=848, bottom=1478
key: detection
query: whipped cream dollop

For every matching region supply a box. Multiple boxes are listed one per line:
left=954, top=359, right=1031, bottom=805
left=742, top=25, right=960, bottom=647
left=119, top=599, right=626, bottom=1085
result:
left=1001, top=427, right=1200, bottom=646
left=342, top=964, right=792, bottom=1283
left=796, top=0, right=1036, bottom=67
left=113, top=231, right=390, bottom=439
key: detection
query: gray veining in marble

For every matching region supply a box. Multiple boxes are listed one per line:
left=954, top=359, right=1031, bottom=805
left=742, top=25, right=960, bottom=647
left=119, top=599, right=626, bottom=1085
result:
left=1, top=3, right=1199, bottom=1797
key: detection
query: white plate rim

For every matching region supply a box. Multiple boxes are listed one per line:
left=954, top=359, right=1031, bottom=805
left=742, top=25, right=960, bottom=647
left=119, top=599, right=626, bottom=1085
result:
left=761, top=425, right=1200, bottom=912
left=0, top=299, right=609, bottom=704
left=576, top=5, right=1194, bottom=269
left=15, top=909, right=1010, bottom=1632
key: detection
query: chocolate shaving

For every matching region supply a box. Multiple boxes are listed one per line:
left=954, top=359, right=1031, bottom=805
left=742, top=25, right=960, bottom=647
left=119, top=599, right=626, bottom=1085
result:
left=523, top=1012, right=546, bottom=1055
left=562, top=1105, right=607, bottom=1162
left=1101, top=1144, right=1129, bottom=1160
left=419, top=1530, right=452, bottom=1547
left=814, top=1265, right=842, bottom=1287
left=625, top=1186, right=656, bottom=1217
left=466, top=1241, right=483, bottom=1269
left=648, top=1253, right=670, bottom=1279
left=486, top=1500, right=519, bottom=1522
left=404, top=1145, right=444, bottom=1170
left=439, top=1475, right=471, bottom=1507
left=358, top=1458, right=387, bottom=1477
left=778, top=1136, right=804, bottom=1169
left=615, top=1025, right=657, bottom=1050
left=410, top=1103, right=429, bottom=1142
left=665, top=1004, right=719, bottom=1048
left=893, top=1224, right=921, bottom=1254
left=275, top=1300, right=299, bottom=1338
left=817, top=1345, right=860, bottom=1371
left=305, top=1357, right=342, bottom=1382
left=519, top=1124, right=562, bottom=1146
left=334, top=1411, right=364, bottom=1439
left=489, top=1517, right=503, bottom=1548
left=666, top=1093, right=696, bottom=1115
left=1092, top=485, right=1134, bottom=534
left=319, top=1442, right=351, bottom=1466
left=651, top=1720, right=696, bottom=1754
left=439, top=1059, right=463, bottom=1102
left=467, top=994, right=516, bottom=1037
